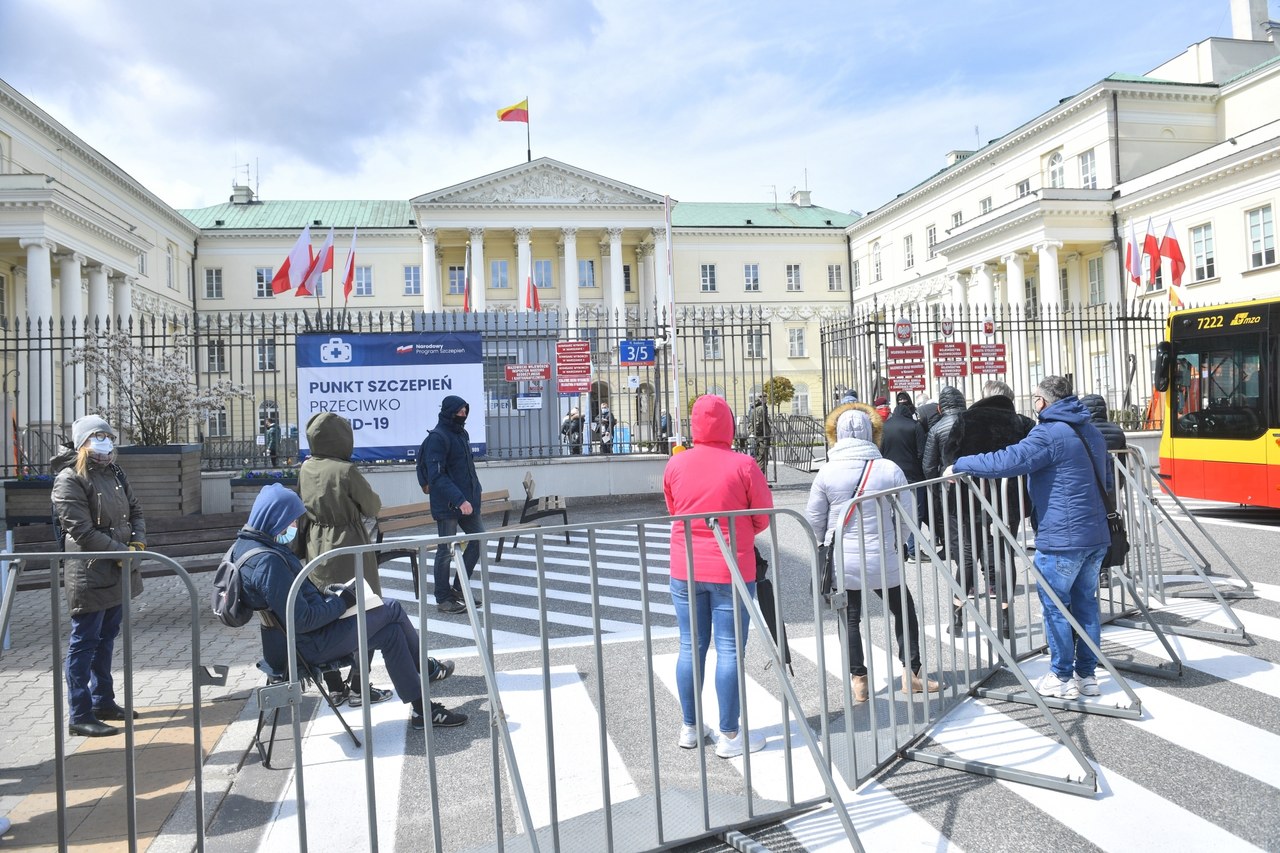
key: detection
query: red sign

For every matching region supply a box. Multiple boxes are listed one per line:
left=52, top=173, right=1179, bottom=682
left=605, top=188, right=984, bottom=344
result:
left=933, top=361, right=968, bottom=378
left=886, top=345, right=925, bottom=361
left=970, top=342, right=1007, bottom=375
left=888, top=364, right=927, bottom=378
left=890, top=376, right=927, bottom=391
left=982, top=317, right=996, bottom=335
left=970, top=361, right=1007, bottom=375
left=931, top=342, right=968, bottom=360
left=555, top=340, right=592, bottom=394
left=894, top=318, right=913, bottom=343
left=504, top=362, right=551, bottom=382
left=931, top=340, right=968, bottom=378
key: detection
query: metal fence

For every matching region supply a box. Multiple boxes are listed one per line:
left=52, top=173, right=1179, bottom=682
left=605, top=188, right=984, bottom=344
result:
left=0, top=306, right=773, bottom=478
left=821, top=302, right=1168, bottom=427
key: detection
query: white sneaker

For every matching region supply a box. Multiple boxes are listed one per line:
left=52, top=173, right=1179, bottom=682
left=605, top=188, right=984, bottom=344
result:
left=1074, top=674, right=1101, bottom=697
left=715, top=729, right=767, bottom=759
left=1035, top=672, right=1080, bottom=699
left=677, top=723, right=715, bottom=749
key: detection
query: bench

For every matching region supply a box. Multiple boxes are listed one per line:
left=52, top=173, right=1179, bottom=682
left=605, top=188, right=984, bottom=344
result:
left=4, top=511, right=250, bottom=591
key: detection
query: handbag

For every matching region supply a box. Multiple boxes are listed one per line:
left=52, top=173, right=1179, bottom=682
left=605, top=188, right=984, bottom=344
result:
left=819, top=461, right=876, bottom=597
left=1069, top=428, right=1129, bottom=567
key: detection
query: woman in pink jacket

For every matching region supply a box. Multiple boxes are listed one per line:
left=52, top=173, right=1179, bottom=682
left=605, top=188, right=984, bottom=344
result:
left=664, top=395, right=773, bottom=758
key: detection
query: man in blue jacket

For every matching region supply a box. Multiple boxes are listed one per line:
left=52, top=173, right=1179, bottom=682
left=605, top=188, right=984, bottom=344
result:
left=946, top=376, right=1110, bottom=700
left=235, top=484, right=466, bottom=728
left=417, top=395, right=485, bottom=615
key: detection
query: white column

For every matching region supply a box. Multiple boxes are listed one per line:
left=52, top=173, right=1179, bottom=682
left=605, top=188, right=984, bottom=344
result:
left=948, top=271, right=970, bottom=307
left=1035, top=241, right=1063, bottom=308
left=1063, top=252, right=1081, bottom=307
left=1035, top=240, right=1064, bottom=376
left=636, top=243, right=655, bottom=318
left=19, top=238, right=56, bottom=426
left=561, top=228, right=580, bottom=320
left=57, top=252, right=86, bottom=423
left=468, top=227, right=487, bottom=312
left=652, top=227, right=671, bottom=313
left=420, top=228, right=441, bottom=312
left=1001, top=251, right=1029, bottom=398
left=1001, top=252, right=1026, bottom=306
left=87, top=264, right=112, bottom=326
left=1101, top=241, right=1121, bottom=304
left=1064, top=252, right=1085, bottom=383
left=113, top=274, right=134, bottom=325
left=607, top=227, right=625, bottom=319
left=971, top=262, right=995, bottom=308
left=515, top=227, right=533, bottom=312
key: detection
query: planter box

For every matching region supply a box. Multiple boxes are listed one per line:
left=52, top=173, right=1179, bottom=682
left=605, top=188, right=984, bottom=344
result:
left=3, top=478, right=55, bottom=526
left=115, top=444, right=203, bottom=517
left=230, top=477, right=299, bottom=513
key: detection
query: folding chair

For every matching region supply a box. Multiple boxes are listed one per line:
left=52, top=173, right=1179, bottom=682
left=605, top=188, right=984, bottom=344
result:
left=510, top=471, right=571, bottom=553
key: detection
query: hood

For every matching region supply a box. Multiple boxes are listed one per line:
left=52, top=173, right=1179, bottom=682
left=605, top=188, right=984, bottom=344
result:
left=439, top=395, right=468, bottom=419
left=971, top=394, right=1016, bottom=414
left=937, top=386, right=966, bottom=414
left=917, top=402, right=941, bottom=431
left=246, top=483, right=305, bottom=538
left=1079, top=394, right=1108, bottom=424
left=828, top=437, right=883, bottom=462
left=837, top=409, right=874, bottom=442
left=50, top=442, right=78, bottom=473
left=1038, top=395, right=1092, bottom=426
left=825, top=403, right=882, bottom=446
left=306, top=411, right=353, bottom=459
left=690, top=395, right=735, bottom=446
left=891, top=401, right=916, bottom=419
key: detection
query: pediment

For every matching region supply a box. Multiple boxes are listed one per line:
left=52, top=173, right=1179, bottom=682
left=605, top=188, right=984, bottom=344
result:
left=413, top=158, right=665, bottom=208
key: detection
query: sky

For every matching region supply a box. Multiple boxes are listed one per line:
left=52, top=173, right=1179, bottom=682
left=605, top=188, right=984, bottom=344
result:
left=0, top=0, right=1264, bottom=216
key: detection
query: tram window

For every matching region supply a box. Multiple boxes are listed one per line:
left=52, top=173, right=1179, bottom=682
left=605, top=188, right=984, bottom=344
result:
left=1171, top=337, right=1264, bottom=439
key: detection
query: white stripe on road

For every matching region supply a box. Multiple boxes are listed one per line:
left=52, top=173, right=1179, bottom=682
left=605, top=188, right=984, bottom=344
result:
left=1101, top=623, right=1280, bottom=699
left=1154, top=598, right=1280, bottom=644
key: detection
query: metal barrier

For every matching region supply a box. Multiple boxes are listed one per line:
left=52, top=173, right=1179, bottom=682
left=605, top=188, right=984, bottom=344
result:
left=0, top=549, right=222, bottom=852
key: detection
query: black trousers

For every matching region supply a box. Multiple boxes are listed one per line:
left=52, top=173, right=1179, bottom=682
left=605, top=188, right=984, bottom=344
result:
left=847, top=586, right=922, bottom=677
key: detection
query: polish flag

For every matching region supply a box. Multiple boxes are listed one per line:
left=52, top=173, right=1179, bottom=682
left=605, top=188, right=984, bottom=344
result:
left=1160, top=221, right=1186, bottom=307
left=300, top=227, right=334, bottom=296
left=462, top=241, right=472, bottom=313
left=269, top=225, right=312, bottom=294
left=339, top=228, right=358, bottom=302
left=1142, top=217, right=1162, bottom=287
left=525, top=275, right=541, bottom=312
left=1125, top=220, right=1142, bottom=287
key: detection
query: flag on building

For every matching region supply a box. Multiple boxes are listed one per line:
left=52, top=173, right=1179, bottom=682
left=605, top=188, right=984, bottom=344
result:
left=300, top=227, right=334, bottom=296
left=1160, top=220, right=1186, bottom=307
left=1143, top=217, right=1162, bottom=287
left=1125, top=220, right=1142, bottom=287
left=525, top=275, right=541, bottom=312
left=340, top=228, right=358, bottom=302
left=497, top=98, right=529, bottom=123
left=462, top=241, right=472, bottom=313
left=269, top=225, right=313, bottom=294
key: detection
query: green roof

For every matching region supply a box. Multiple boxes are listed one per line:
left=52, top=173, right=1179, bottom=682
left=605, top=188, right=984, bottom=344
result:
left=180, top=199, right=414, bottom=230
left=1103, top=72, right=1213, bottom=86
left=672, top=202, right=857, bottom=228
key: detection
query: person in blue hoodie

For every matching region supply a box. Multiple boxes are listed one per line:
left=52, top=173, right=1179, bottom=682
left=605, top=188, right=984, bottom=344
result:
left=947, top=376, right=1110, bottom=701
left=417, top=395, right=485, bottom=614
left=234, top=484, right=467, bottom=728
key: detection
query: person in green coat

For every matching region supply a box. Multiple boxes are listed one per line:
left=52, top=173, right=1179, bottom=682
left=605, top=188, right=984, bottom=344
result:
left=299, top=412, right=383, bottom=595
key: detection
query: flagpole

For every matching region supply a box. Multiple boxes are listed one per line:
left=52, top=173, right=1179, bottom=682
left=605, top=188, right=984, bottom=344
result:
left=664, top=194, right=683, bottom=448
left=526, top=96, right=531, bottom=162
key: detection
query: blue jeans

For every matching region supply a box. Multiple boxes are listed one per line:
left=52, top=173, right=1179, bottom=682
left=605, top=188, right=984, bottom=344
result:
left=1034, top=547, right=1106, bottom=680
left=433, top=513, right=485, bottom=605
left=66, top=605, right=124, bottom=722
left=670, top=577, right=755, bottom=734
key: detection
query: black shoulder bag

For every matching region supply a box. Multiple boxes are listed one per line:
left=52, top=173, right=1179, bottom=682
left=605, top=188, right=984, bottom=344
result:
left=1070, top=428, right=1129, bottom=568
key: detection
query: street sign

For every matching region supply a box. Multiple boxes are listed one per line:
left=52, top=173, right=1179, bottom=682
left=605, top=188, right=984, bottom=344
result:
left=504, top=362, right=551, bottom=382
left=619, top=339, right=656, bottom=366
left=887, top=343, right=926, bottom=392
left=555, top=340, right=592, bottom=395
left=931, top=341, right=968, bottom=379
left=971, top=343, right=1007, bottom=374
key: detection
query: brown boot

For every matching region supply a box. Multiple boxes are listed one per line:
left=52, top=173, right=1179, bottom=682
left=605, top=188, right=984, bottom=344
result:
left=852, top=674, right=869, bottom=703
left=901, top=670, right=941, bottom=694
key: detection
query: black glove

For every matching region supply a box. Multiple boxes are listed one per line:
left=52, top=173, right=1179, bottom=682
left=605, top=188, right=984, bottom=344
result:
left=327, top=584, right=358, bottom=609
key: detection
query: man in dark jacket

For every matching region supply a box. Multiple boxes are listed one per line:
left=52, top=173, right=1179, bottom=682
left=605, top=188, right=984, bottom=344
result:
left=235, top=484, right=465, bottom=728
left=921, top=387, right=977, bottom=630
left=417, top=396, right=485, bottom=614
left=880, top=397, right=927, bottom=558
left=949, top=376, right=1111, bottom=700
left=943, top=381, right=1034, bottom=634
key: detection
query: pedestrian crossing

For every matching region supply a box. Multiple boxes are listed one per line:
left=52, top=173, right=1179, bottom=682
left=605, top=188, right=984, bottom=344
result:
left=263, top=580, right=1280, bottom=852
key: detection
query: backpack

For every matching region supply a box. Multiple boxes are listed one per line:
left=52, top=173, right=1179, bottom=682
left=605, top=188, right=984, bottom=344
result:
left=211, top=544, right=271, bottom=628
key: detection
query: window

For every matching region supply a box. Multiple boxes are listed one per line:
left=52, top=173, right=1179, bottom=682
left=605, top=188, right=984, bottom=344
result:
left=926, top=225, right=937, bottom=259
left=579, top=259, right=595, bottom=287
left=489, top=259, right=509, bottom=289
left=745, top=327, right=765, bottom=359
left=166, top=245, right=175, bottom=289
left=1087, top=256, right=1104, bottom=305
left=1025, top=273, right=1039, bottom=306
left=0, top=272, right=6, bottom=321
left=786, top=264, right=802, bottom=291
left=872, top=245, right=882, bottom=282
left=851, top=259, right=861, bottom=290
left=1091, top=353, right=1111, bottom=404
left=206, top=407, right=229, bottom=438
left=790, top=382, right=810, bottom=416
left=448, top=265, right=465, bottom=295
left=1171, top=338, right=1264, bottom=440
left=743, top=263, right=759, bottom=292
left=1191, top=224, right=1215, bottom=281
left=1246, top=205, right=1275, bottom=268
left=138, top=253, right=147, bottom=276
left=206, top=339, right=227, bottom=373
left=979, top=197, right=992, bottom=216
left=1016, top=179, right=1031, bottom=198
left=702, top=328, right=722, bottom=359
left=788, top=327, right=806, bottom=357
left=1079, top=149, right=1097, bottom=189
left=311, top=274, right=325, bottom=297
left=404, top=265, right=421, bottom=296
left=827, top=264, right=843, bottom=291
left=623, top=264, right=632, bottom=292
left=534, top=259, right=552, bottom=288
left=255, top=267, right=274, bottom=298
left=354, top=266, right=373, bottom=297
left=256, top=337, right=277, bottom=371
left=1047, top=152, right=1064, bottom=189
left=204, top=268, right=223, bottom=299
left=951, top=211, right=963, bottom=229
left=1059, top=266, right=1070, bottom=304
left=903, top=235, right=914, bottom=268
left=700, top=263, right=717, bottom=292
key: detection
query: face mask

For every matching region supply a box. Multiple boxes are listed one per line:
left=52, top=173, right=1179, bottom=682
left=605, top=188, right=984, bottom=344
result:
left=89, top=437, right=114, bottom=455
left=454, top=414, right=467, bottom=426
left=276, top=526, right=297, bottom=545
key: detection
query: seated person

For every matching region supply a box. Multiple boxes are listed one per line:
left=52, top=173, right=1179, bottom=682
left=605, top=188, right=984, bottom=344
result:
left=237, top=483, right=466, bottom=729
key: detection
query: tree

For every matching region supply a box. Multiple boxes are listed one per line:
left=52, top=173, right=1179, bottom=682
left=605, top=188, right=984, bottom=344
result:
left=68, top=330, right=252, bottom=446
left=761, top=376, right=795, bottom=410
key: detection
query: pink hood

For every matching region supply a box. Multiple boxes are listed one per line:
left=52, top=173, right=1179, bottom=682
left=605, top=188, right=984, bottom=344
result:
left=690, top=395, right=735, bottom=448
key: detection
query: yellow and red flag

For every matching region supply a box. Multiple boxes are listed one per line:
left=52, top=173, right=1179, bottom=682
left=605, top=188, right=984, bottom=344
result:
left=497, top=98, right=529, bottom=123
